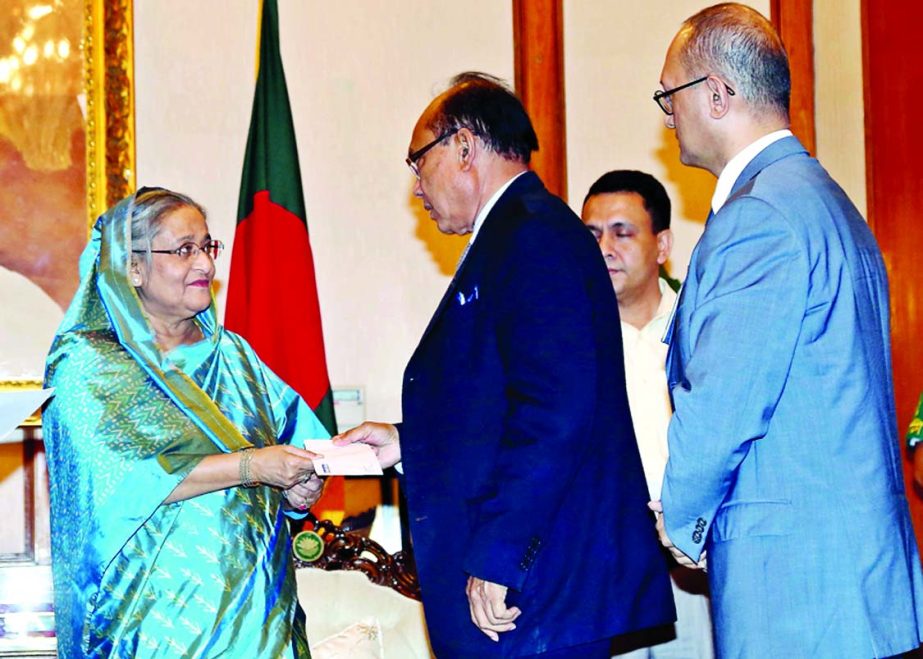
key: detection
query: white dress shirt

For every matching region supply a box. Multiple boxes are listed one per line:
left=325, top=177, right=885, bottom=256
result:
left=711, top=129, right=792, bottom=214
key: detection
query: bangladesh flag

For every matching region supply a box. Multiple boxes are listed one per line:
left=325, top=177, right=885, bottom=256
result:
left=225, top=0, right=342, bottom=516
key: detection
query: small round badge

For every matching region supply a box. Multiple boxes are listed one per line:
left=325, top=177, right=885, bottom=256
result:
left=293, top=530, right=325, bottom=562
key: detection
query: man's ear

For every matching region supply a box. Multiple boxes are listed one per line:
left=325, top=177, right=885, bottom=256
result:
left=656, top=229, right=674, bottom=265
left=706, top=76, right=732, bottom=119
left=456, top=127, right=476, bottom=170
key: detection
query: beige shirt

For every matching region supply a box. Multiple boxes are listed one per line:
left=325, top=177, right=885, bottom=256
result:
left=621, top=279, right=677, bottom=499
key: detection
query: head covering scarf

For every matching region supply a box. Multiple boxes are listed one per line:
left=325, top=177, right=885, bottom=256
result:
left=44, top=190, right=315, bottom=658
left=50, top=190, right=249, bottom=452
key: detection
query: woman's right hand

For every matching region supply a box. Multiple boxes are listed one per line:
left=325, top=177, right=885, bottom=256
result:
left=250, top=445, right=321, bottom=489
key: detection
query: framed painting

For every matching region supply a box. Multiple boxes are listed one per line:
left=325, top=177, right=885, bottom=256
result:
left=0, top=1, right=133, bottom=654
left=0, top=0, right=135, bottom=389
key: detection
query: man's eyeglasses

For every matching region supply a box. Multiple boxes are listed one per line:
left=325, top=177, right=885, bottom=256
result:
left=405, top=127, right=460, bottom=178
left=653, top=76, right=736, bottom=115
left=132, top=239, right=225, bottom=260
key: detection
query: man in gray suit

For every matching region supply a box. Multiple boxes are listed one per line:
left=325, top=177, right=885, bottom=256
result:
left=650, top=3, right=923, bottom=656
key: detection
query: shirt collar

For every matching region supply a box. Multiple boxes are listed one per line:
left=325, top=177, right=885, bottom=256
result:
left=621, top=278, right=677, bottom=338
left=653, top=278, right=676, bottom=322
left=469, top=171, right=527, bottom=244
left=711, top=129, right=792, bottom=214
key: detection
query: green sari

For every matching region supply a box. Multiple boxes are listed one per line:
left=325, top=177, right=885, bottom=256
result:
left=43, top=192, right=327, bottom=657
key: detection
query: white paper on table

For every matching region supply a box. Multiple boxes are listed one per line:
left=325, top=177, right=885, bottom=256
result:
left=306, top=439, right=383, bottom=476
left=0, top=388, right=55, bottom=443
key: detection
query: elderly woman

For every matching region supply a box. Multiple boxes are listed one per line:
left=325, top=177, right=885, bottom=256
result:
left=43, top=187, right=327, bottom=657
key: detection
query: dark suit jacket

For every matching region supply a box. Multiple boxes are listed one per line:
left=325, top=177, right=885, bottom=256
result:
left=399, top=172, right=675, bottom=657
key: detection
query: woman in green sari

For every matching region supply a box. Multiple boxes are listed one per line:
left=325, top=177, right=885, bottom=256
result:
left=43, top=187, right=328, bottom=658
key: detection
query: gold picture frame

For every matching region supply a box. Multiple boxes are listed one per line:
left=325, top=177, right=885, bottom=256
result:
left=84, top=0, right=135, bottom=227
left=0, top=0, right=134, bottom=398
left=0, top=7, right=134, bottom=654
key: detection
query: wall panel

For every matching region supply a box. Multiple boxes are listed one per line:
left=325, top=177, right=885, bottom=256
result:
left=862, top=0, right=923, bottom=542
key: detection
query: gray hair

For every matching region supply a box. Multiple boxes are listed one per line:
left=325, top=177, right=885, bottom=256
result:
left=130, top=187, right=207, bottom=269
left=678, top=3, right=790, bottom=118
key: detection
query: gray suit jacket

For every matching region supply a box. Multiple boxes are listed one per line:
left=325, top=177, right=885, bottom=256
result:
left=663, top=136, right=923, bottom=656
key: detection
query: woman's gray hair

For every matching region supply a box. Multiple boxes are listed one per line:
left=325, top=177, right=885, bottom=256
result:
left=130, top=187, right=207, bottom=269
left=678, top=3, right=790, bottom=118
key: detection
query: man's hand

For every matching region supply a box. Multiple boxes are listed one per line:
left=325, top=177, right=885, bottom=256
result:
left=648, top=500, right=707, bottom=571
left=332, top=422, right=401, bottom=469
left=466, top=576, right=521, bottom=641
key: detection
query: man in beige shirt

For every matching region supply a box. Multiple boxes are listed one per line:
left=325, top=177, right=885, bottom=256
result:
left=582, top=170, right=713, bottom=658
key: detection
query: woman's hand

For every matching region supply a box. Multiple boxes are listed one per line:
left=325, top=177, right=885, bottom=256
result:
left=164, top=445, right=321, bottom=505
left=283, top=474, right=325, bottom=511
left=332, top=421, right=401, bottom=469
left=250, top=445, right=320, bottom=489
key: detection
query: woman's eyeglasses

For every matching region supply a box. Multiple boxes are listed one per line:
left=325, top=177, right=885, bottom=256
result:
left=132, top=239, right=225, bottom=260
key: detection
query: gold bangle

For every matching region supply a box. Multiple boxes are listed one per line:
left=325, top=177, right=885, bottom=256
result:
left=239, top=447, right=259, bottom=488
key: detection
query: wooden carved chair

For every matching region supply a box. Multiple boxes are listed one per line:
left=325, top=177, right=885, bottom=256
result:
left=293, top=515, right=431, bottom=658
left=293, top=516, right=420, bottom=600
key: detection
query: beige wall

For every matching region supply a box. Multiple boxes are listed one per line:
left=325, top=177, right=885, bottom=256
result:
left=814, top=0, right=866, bottom=216
left=564, top=0, right=768, bottom=279
left=135, top=1, right=863, bottom=423
left=136, top=1, right=512, bottom=421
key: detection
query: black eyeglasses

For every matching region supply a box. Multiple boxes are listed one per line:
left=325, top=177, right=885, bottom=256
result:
left=653, top=76, right=736, bottom=115
left=405, top=127, right=460, bottom=178
left=132, top=239, right=225, bottom=260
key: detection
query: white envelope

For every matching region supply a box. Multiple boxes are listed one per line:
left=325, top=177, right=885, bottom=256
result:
left=306, top=439, right=383, bottom=476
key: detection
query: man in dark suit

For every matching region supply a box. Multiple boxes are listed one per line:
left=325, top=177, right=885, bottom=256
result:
left=336, top=72, right=674, bottom=658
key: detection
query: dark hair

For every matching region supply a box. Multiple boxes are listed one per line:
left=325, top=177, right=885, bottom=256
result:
left=427, top=72, right=539, bottom=164
left=679, top=3, right=790, bottom=117
left=583, top=170, right=671, bottom=234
